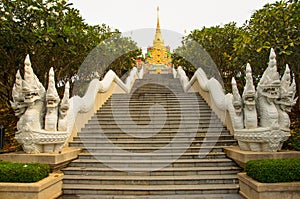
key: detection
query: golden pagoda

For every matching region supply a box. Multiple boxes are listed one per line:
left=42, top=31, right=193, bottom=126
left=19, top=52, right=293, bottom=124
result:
left=146, top=6, right=171, bottom=73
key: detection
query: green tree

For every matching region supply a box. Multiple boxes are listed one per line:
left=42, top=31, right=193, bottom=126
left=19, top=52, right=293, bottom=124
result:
left=74, top=33, right=142, bottom=96
left=0, top=0, right=116, bottom=105
left=234, top=1, right=300, bottom=106
left=173, top=22, right=243, bottom=92
left=0, top=0, right=141, bottom=151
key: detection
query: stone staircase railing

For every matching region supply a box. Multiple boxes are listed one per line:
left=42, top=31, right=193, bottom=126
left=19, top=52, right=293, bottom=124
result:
left=10, top=54, right=141, bottom=153
left=174, top=48, right=297, bottom=152
left=66, top=67, right=140, bottom=145
left=175, top=66, right=234, bottom=135
left=10, top=48, right=296, bottom=153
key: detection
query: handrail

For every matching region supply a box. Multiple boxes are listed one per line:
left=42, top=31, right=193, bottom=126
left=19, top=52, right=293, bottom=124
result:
left=66, top=67, right=139, bottom=143
left=176, top=66, right=189, bottom=91
left=174, top=66, right=235, bottom=134
left=138, top=65, right=145, bottom=79
left=172, top=66, right=177, bottom=79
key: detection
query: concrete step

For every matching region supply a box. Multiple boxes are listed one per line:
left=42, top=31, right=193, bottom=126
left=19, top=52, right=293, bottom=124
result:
left=107, top=95, right=205, bottom=99
left=79, top=145, right=232, bottom=153
left=96, top=111, right=212, bottom=116
left=97, top=107, right=212, bottom=111
left=62, top=183, right=239, bottom=196
left=90, top=116, right=219, bottom=122
left=77, top=152, right=228, bottom=160
left=107, top=96, right=205, bottom=99
left=61, top=193, right=243, bottom=199
left=95, top=111, right=212, bottom=115
left=108, top=95, right=203, bottom=98
left=73, top=135, right=234, bottom=141
left=105, top=99, right=206, bottom=103
left=82, top=126, right=225, bottom=131
left=89, top=115, right=219, bottom=119
left=77, top=131, right=231, bottom=138
left=69, top=140, right=236, bottom=148
left=87, top=119, right=224, bottom=125
left=79, top=128, right=227, bottom=134
left=76, top=133, right=230, bottom=139
left=94, top=112, right=212, bottom=116
left=63, top=174, right=239, bottom=185
left=83, top=124, right=224, bottom=130
left=62, top=166, right=241, bottom=176
left=68, top=158, right=237, bottom=168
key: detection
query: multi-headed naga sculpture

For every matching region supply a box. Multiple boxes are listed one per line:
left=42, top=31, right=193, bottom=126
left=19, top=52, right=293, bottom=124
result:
left=10, top=55, right=70, bottom=153
left=232, top=48, right=297, bottom=152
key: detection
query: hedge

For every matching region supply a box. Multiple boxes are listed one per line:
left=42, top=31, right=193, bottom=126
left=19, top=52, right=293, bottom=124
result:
left=245, top=158, right=300, bottom=183
left=0, top=162, right=50, bottom=183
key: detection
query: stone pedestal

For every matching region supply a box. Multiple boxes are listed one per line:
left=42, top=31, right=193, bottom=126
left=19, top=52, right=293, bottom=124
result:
left=0, top=147, right=81, bottom=171
left=224, top=146, right=300, bottom=168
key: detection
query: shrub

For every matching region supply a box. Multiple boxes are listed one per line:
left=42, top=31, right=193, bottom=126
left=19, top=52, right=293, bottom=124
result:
left=245, top=158, right=300, bottom=183
left=0, top=162, right=50, bottom=183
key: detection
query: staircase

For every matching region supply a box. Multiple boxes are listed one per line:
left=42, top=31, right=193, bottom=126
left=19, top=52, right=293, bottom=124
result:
left=62, top=74, right=242, bottom=198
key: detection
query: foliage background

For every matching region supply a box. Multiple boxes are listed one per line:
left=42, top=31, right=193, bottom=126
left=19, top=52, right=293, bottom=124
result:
left=0, top=0, right=141, bottom=152
left=172, top=0, right=300, bottom=150
left=0, top=0, right=299, bottom=151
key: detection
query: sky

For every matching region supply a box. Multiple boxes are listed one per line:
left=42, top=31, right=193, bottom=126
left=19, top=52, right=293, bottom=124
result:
left=68, top=0, right=278, bottom=51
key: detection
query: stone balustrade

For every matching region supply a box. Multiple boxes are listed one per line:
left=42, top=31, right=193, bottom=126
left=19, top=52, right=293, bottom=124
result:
left=175, top=48, right=297, bottom=152
left=10, top=55, right=140, bottom=154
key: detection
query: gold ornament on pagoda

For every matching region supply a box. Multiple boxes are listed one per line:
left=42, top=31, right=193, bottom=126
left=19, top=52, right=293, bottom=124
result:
left=146, top=6, right=171, bottom=66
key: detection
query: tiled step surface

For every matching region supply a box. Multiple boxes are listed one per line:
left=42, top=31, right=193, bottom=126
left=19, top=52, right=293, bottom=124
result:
left=61, top=73, right=242, bottom=198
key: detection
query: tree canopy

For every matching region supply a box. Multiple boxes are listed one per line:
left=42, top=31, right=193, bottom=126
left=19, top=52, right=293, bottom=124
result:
left=172, top=1, right=299, bottom=97
left=0, top=0, right=141, bottom=105
left=0, top=0, right=141, bottom=151
left=235, top=0, right=299, bottom=93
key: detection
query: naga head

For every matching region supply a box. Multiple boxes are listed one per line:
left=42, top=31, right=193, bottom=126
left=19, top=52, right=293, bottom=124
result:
left=242, top=63, right=256, bottom=111
left=257, top=48, right=280, bottom=100
left=59, top=82, right=70, bottom=118
left=10, top=100, right=26, bottom=117
left=11, top=70, right=27, bottom=117
left=231, top=77, right=243, bottom=114
left=22, top=54, right=45, bottom=104
left=276, top=65, right=298, bottom=112
left=46, top=67, right=60, bottom=108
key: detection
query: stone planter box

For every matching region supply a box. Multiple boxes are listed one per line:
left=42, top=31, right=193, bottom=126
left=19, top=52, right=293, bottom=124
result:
left=238, top=172, right=300, bottom=199
left=0, top=172, right=63, bottom=199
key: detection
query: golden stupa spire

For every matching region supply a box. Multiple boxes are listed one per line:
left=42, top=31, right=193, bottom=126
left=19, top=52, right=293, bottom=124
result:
left=153, top=6, right=165, bottom=49
left=156, top=6, right=160, bottom=29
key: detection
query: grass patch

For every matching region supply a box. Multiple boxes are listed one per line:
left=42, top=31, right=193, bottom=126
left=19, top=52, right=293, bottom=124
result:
left=0, top=162, right=50, bottom=183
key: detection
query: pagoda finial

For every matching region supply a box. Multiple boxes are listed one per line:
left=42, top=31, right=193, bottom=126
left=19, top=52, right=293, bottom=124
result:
left=153, top=6, right=165, bottom=49
left=156, top=6, right=160, bottom=29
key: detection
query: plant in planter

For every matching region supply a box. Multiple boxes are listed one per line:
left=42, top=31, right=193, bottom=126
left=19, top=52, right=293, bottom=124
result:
left=0, top=162, right=63, bottom=199
left=246, top=158, right=300, bottom=183
left=0, top=162, right=50, bottom=183
left=239, top=158, right=300, bottom=199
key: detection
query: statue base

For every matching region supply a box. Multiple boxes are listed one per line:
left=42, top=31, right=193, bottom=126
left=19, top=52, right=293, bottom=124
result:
left=234, top=127, right=290, bottom=152
left=15, top=130, right=69, bottom=153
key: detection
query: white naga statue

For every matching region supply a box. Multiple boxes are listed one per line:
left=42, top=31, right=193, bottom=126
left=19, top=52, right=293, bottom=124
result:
left=231, top=77, right=244, bottom=129
left=275, top=65, right=297, bottom=130
left=10, top=55, right=70, bottom=153
left=242, top=63, right=257, bottom=129
left=232, top=48, right=297, bottom=152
